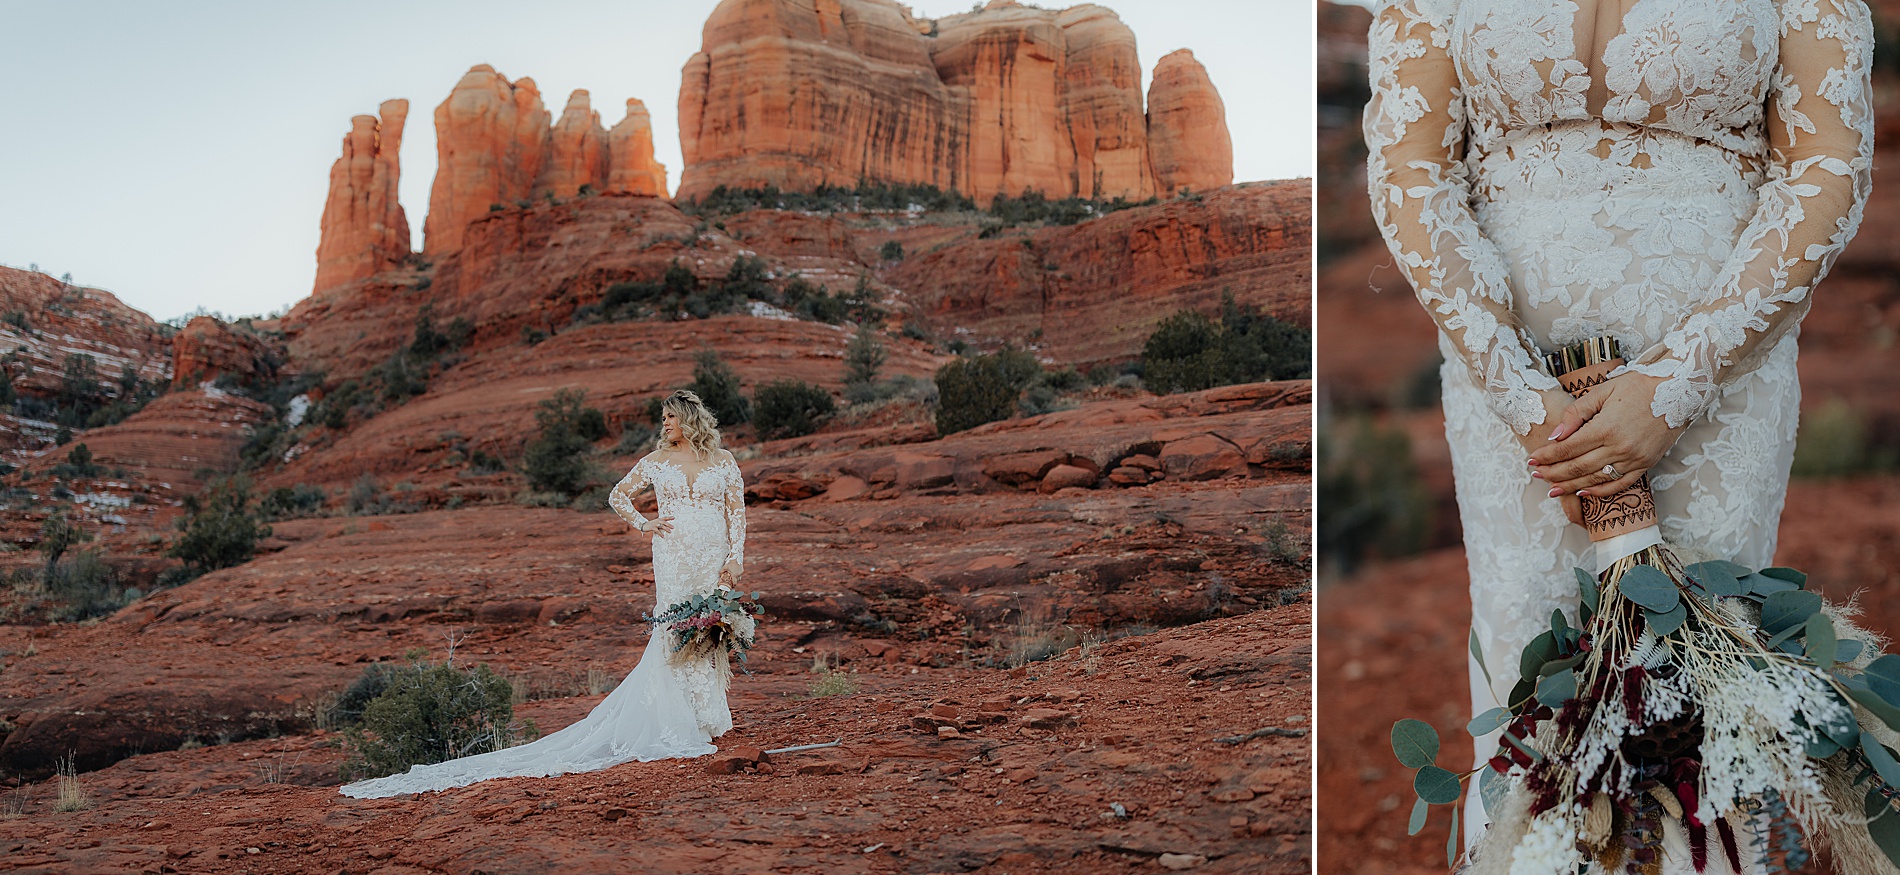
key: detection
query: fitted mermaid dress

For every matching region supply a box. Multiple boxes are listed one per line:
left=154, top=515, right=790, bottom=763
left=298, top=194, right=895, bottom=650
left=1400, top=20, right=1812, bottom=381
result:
left=1364, top=0, right=1873, bottom=863
left=339, top=453, right=747, bottom=798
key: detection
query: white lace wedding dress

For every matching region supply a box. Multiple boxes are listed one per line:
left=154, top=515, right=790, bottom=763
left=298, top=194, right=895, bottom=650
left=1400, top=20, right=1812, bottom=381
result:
left=1365, top=0, right=1872, bottom=865
left=339, top=452, right=748, bottom=798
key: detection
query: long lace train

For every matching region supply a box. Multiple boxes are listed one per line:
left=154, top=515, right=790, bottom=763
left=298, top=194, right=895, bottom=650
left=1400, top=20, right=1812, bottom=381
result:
left=338, top=631, right=727, bottom=798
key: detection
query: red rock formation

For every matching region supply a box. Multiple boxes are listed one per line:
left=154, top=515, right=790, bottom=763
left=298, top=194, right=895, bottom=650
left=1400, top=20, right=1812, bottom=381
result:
left=1146, top=49, right=1232, bottom=196
left=0, top=266, right=171, bottom=464
left=543, top=89, right=610, bottom=198
left=1052, top=4, right=1153, bottom=199
left=886, top=180, right=1311, bottom=366
left=169, top=316, right=280, bottom=390
left=676, top=0, right=1223, bottom=205
left=423, top=65, right=552, bottom=255
left=678, top=0, right=960, bottom=196
left=605, top=98, right=667, bottom=196
left=313, top=100, right=410, bottom=295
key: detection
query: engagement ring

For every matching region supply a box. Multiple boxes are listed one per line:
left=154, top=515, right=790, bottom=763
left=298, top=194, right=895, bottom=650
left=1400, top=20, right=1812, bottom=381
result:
left=1602, top=464, right=1620, bottom=478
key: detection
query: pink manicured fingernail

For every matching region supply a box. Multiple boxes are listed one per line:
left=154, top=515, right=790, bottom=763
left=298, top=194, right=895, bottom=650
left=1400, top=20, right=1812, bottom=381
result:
left=1531, top=471, right=1544, bottom=480
left=1578, top=491, right=1591, bottom=498
left=1548, top=488, right=1562, bottom=498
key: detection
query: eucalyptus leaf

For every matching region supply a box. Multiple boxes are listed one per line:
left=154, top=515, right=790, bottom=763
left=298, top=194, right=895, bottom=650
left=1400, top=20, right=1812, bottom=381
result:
left=1865, top=739, right=1900, bottom=792
left=1857, top=683, right=1900, bottom=735
left=1576, top=567, right=1600, bottom=615
left=1539, top=653, right=1587, bottom=678
left=1685, top=561, right=1745, bottom=598
left=1646, top=602, right=1688, bottom=637
left=1761, top=590, right=1823, bottom=636
left=1519, top=631, right=1559, bottom=684
left=1618, top=565, right=1681, bottom=613
left=1809, top=735, right=1843, bottom=759
left=1470, top=629, right=1491, bottom=688
left=1808, top=613, right=1839, bottom=670
left=1866, top=655, right=1900, bottom=705
left=1415, top=765, right=1462, bottom=805
left=1536, top=668, right=1578, bottom=707
left=1480, top=763, right=1509, bottom=814
left=1744, top=574, right=1800, bottom=598
left=1408, top=796, right=1429, bottom=836
left=1841, top=639, right=1867, bottom=664
left=1761, top=567, right=1809, bottom=587
left=1868, top=804, right=1900, bottom=875
left=1468, top=707, right=1510, bottom=737
left=1868, top=784, right=1890, bottom=820
left=1448, top=805, right=1461, bottom=868
left=1392, top=719, right=1440, bottom=769
left=1820, top=691, right=1862, bottom=746
left=1550, top=609, right=1568, bottom=641
left=1507, top=679, right=1535, bottom=710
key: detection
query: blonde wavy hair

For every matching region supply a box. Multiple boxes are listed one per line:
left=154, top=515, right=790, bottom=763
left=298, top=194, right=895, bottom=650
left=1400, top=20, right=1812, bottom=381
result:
left=655, top=390, right=722, bottom=460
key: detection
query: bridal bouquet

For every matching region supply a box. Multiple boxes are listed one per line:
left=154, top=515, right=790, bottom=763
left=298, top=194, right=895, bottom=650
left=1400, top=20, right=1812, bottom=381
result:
left=1392, top=338, right=1900, bottom=874
left=646, top=589, right=765, bottom=668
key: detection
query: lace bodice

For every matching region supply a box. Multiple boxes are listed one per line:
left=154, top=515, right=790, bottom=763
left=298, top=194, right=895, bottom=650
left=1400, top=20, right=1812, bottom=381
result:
left=609, top=452, right=747, bottom=570
left=1366, top=0, right=1873, bottom=432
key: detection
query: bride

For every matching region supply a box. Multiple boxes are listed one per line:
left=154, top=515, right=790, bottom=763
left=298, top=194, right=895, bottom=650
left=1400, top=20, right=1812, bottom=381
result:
left=341, top=389, right=749, bottom=798
left=1364, top=0, right=1872, bottom=867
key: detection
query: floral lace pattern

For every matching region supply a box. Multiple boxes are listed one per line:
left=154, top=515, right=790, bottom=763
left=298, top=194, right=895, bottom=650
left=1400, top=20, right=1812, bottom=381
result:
left=336, top=454, right=750, bottom=798
left=1367, top=0, right=1870, bottom=858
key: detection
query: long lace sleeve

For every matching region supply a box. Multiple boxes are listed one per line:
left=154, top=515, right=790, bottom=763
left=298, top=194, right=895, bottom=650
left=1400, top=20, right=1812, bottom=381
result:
left=1626, top=0, right=1874, bottom=428
left=608, top=460, right=650, bottom=529
left=722, top=457, right=746, bottom=569
left=1364, top=0, right=1561, bottom=436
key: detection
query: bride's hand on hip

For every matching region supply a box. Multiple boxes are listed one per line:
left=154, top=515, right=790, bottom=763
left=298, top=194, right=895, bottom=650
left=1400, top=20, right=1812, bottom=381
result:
left=1527, top=373, right=1686, bottom=500
left=720, top=561, right=743, bottom=586
left=642, top=516, right=675, bottom=538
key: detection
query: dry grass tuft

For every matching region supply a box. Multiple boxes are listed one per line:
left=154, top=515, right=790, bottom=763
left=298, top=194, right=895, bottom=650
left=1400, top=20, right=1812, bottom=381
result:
left=53, top=755, right=88, bottom=813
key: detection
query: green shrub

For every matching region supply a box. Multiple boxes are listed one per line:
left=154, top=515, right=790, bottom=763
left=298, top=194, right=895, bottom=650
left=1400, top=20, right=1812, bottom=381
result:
left=1792, top=398, right=1897, bottom=478
left=616, top=422, right=657, bottom=455
left=326, top=662, right=396, bottom=728
left=1315, top=414, right=1429, bottom=577
left=523, top=388, right=606, bottom=496
left=933, top=349, right=1041, bottom=434
left=1142, top=292, right=1310, bottom=394
left=753, top=380, right=836, bottom=439
left=259, top=484, right=325, bottom=520
left=687, top=350, right=751, bottom=426
left=339, top=657, right=538, bottom=781
left=843, top=322, right=887, bottom=390
left=50, top=443, right=100, bottom=480
left=879, top=240, right=904, bottom=261
left=168, top=477, right=273, bottom=577
left=466, top=451, right=508, bottom=475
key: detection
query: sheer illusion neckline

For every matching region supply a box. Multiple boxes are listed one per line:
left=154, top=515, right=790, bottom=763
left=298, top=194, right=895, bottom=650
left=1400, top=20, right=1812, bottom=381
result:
left=648, top=455, right=734, bottom=496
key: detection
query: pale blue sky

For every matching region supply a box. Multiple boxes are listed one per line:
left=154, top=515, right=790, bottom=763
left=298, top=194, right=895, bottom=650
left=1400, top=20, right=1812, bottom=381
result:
left=0, top=0, right=1313, bottom=323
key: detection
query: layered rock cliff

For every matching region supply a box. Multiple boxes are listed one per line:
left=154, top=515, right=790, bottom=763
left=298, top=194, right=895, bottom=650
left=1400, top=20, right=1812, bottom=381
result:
left=676, top=0, right=1233, bottom=204
left=312, top=100, right=410, bottom=295
left=170, top=316, right=281, bottom=390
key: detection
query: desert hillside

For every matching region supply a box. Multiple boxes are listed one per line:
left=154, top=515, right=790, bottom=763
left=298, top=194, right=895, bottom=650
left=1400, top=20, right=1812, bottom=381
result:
left=0, top=1, right=1310, bottom=871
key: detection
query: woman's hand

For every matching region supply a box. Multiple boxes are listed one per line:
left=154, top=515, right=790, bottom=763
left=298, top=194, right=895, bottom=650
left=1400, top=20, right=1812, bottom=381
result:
left=642, top=515, right=675, bottom=538
left=720, top=561, right=743, bottom=586
left=1528, top=372, right=1686, bottom=500
left=1518, top=388, right=1585, bottom=526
